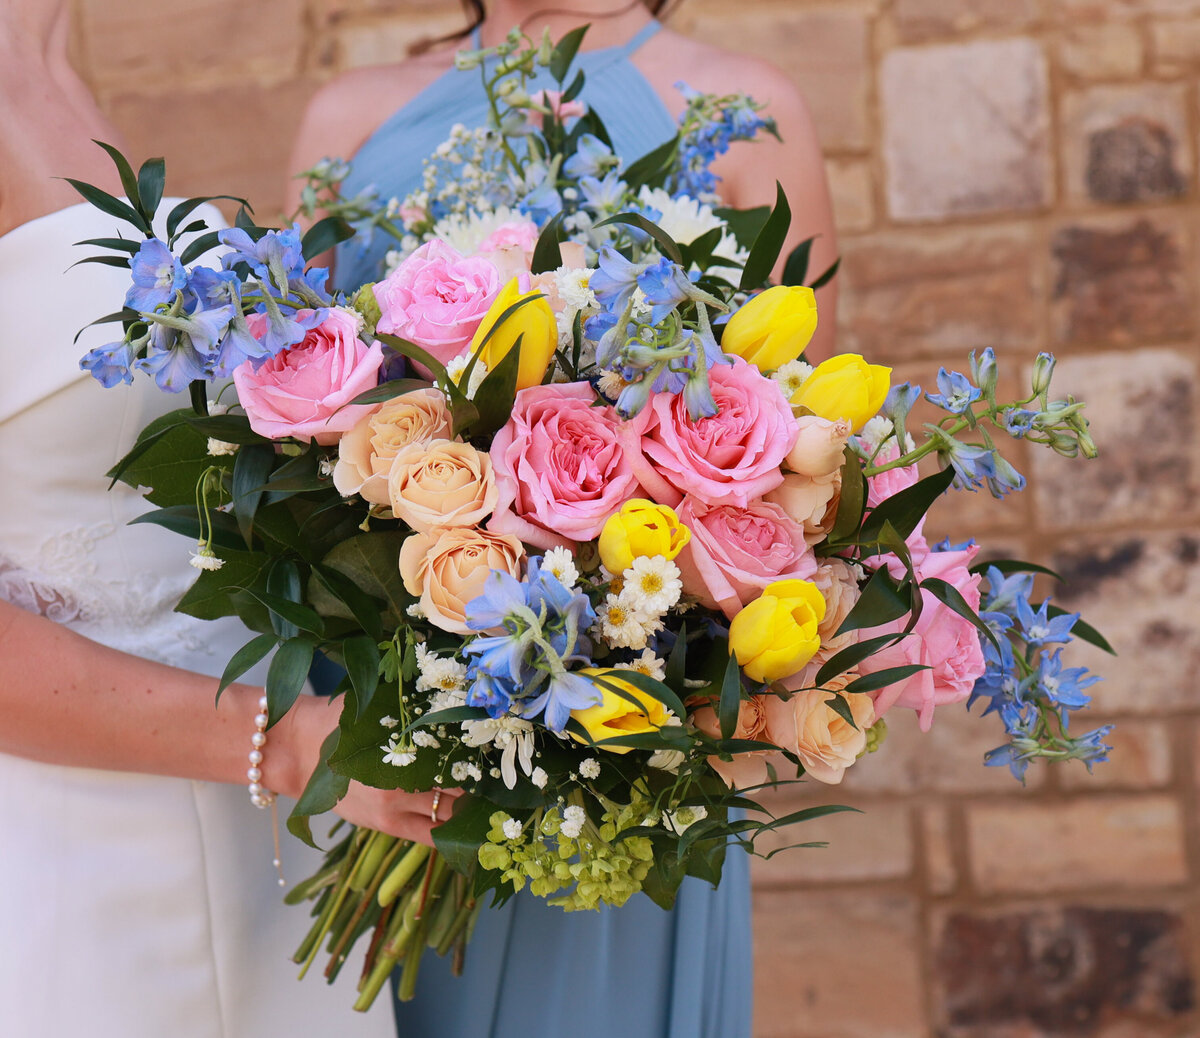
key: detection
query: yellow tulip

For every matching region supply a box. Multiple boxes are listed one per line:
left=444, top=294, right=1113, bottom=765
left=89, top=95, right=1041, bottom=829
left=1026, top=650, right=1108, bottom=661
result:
left=469, top=276, right=557, bottom=391
left=598, top=499, right=690, bottom=575
left=569, top=669, right=672, bottom=754
left=729, top=579, right=826, bottom=684
left=790, top=354, right=891, bottom=432
left=721, top=285, right=818, bottom=372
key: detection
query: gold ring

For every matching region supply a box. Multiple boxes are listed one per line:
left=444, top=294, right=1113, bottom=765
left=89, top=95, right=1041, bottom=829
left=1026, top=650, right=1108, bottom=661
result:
left=430, top=789, right=442, bottom=825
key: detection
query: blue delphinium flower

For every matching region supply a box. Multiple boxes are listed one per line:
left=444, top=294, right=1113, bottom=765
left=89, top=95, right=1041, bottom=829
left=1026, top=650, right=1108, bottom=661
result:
left=126, top=238, right=187, bottom=312
left=926, top=368, right=981, bottom=414
left=981, top=566, right=1035, bottom=614
left=1014, top=596, right=1078, bottom=647
left=637, top=258, right=695, bottom=323
left=939, top=437, right=997, bottom=491
left=1001, top=407, right=1039, bottom=438
left=563, top=134, right=619, bottom=180
left=590, top=247, right=649, bottom=314
left=1034, top=648, right=1100, bottom=714
left=985, top=453, right=1027, bottom=497
left=578, top=170, right=627, bottom=214
left=80, top=338, right=136, bottom=387
left=219, top=224, right=305, bottom=283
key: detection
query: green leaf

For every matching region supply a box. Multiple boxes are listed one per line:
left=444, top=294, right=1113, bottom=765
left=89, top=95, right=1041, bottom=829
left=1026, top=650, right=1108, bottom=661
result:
left=664, top=622, right=688, bottom=695
left=593, top=668, right=686, bottom=722
left=166, top=195, right=250, bottom=243
left=530, top=212, right=564, bottom=274
left=73, top=236, right=141, bottom=255
left=175, top=548, right=273, bottom=621
left=835, top=566, right=911, bottom=636
left=594, top=212, right=683, bottom=265
left=179, top=230, right=224, bottom=266
left=433, top=794, right=495, bottom=876
left=921, top=576, right=1001, bottom=654
left=343, top=634, right=382, bottom=719
left=265, top=637, right=315, bottom=726
left=242, top=587, right=326, bottom=638
left=814, top=632, right=907, bottom=686
left=232, top=443, right=275, bottom=547
left=301, top=216, right=354, bottom=259
left=130, top=505, right=243, bottom=551
left=753, top=803, right=860, bottom=835
left=402, top=706, right=488, bottom=737
left=550, top=24, right=589, bottom=82
left=469, top=331, right=523, bottom=437
left=343, top=377, right=434, bottom=409
left=287, top=730, right=350, bottom=847
left=69, top=255, right=133, bottom=270
left=216, top=632, right=277, bottom=699
left=717, top=652, right=742, bottom=740
left=622, top=133, right=681, bottom=192
left=92, top=140, right=142, bottom=213
left=374, top=332, right=452, bottom=387
left=739, top=182, right=791, bottom=290
left=970, top=558, right=1065, bottom=582
left=185, top=413, right=269, bottom=445
left=841, top=665, right=929, bottom=696
left=560, top=67, right=586, bottom=104
left=1048, top=606, right=1117, bottom=655
left=64, top=177, right=150, bottom=235
left=309, top=563, right=385, bottom=642
left=826, top=447, right=866, bottom=545
left=859, top=466, right=955, bottom=544
left=809, top=257, right=840, bottom=291
left=307, top=532, right=409, bottom=629
left=73, top=308, right=139, bottom=345
left=678, top=226, right=724, bottom=272
left=714, top=204, right=770, bottom=252
left=136, top=156, right=166, bottom=220
left=781, top=237, right=813, bottom=287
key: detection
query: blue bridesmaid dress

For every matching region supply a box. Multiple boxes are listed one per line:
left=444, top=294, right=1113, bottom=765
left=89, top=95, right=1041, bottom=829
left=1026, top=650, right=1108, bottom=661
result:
left=333, top=21, right=754, bottom=1038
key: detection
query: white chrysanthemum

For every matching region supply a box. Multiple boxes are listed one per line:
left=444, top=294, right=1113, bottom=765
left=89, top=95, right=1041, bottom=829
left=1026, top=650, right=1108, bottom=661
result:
left=502, top=817, right=524, bottom=840
left=560, top=805, right=587, bottom=839
left=663, top=805, right=707, bottom=833
left=379, top=715, right=400, bottom=729
left=412, top=730, right=441, bottom=749
left=636, top=185, right=747, bottom=280
left=856, top=415, right=894, bottom=455
left=415, top=643, right=468, bottom=696
left=772, top=360, right=813, bottom=403
left=530, top=766, right=548, bottom=789
left=578, top=757, right=601, bottom=780
left=554, top=265, right=596, bottom=313
left=430, top=204, right=526, bottom=256
left=445, top=352, right=488, bottom=400
left=381, top=734, right=416, bottom=767
left=621, top=556, right=682, bottom=615
left=598, top=592, right=651, bottom=649
left=451, top=760, right=483, bottom=782
left=615, top=649, right=668, bottom=682
left=542, top=546, right=580, bottom=588
left=206, top=438, right=239, bottom=457
left=189, top=548, right=224, bottom=571
left=462, top=714, right=536, bottom=789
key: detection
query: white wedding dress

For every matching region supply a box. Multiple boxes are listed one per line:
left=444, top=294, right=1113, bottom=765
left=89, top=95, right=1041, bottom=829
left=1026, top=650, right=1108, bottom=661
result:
left=0, top=203, right=393, bottom=1038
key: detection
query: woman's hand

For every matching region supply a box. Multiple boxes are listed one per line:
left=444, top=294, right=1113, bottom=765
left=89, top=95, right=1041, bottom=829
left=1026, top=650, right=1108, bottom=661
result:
left=270, top=694, right=460, bottom=847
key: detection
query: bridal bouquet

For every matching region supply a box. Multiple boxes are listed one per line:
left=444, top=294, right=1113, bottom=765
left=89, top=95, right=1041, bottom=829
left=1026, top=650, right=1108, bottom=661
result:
left=72, top=26, right=1110, bottom=1009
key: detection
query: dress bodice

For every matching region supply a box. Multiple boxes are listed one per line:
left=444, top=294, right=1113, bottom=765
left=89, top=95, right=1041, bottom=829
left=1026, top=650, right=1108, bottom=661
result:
left=334, top=19, right=677, bottom=288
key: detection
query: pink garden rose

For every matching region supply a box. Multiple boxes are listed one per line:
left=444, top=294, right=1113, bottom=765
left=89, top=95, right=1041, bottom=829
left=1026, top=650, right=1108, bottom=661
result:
left=489, top=383, right=643, bottom=549
left=857, top=542, right=986, bottom=730
left=621, top=357, right=799, bottom=508
left=477, top=220, right=540, bottom=256
left=675, top=496, right=816, bottom=619
left=373, top=240, right=500, bottom=368
left=234, top=308, right=382, bottom=444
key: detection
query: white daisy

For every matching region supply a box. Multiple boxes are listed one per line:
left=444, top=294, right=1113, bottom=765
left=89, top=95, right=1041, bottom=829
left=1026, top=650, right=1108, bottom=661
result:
left=415, top=643, right=468, bottom=696
left=615, top=649, right=668, bottom=682
left=621, top=556, right=682, bottom=615
left=597, top=592, right=654, bottom=650
left=444, top=352, right=488, bottom=400
left=381, top=734, right=416, bottom=767
left=541, top=546, right=580, bottom=589
left=772, top=359, right=813, bottom=402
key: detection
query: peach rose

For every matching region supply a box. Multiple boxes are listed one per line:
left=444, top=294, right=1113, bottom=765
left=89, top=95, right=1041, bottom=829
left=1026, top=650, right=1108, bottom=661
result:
left=332, top=388, right=452, bottom=505
left=809, top=559, right=863, bottom=667
left=765, top=669, right=874, bottom=784
left=387, top=439, right=498, bottom=533
left=764, top=471, right=841, bottom=547
left=786, top=415, right=851, bottom=478
left=399, top=527, right=524, bottom=635
left=691, top=695, right=775, bottom=788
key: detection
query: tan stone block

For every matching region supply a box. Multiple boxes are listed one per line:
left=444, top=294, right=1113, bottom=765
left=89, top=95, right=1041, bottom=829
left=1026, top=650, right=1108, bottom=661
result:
left=753, top=889, right=927, bottom=1038
left=1050, top=213, right=1193, bottom=346
left=750, top=794, right=913, bottom=886
left=1060, top=22, right=1144, bottom=80
left=966, top=796, right=1188, bottom=893
left=921, top=805, right=957, bottom=894
left=839, top=225, right=1042, bottom=363
left=1151, top=19, right=1200, bottom=74
left=77, top=0, right=306, bottom=91
left=1027, top=349, right=1200, bottom=531
left=686, top=4, right=870, bottom=151
left=1060, top=84, right=1190, bottom=205
left=1062, top=0, right=1200, bottom=15
left=1048, top=532, right=1200, bottom=714
left=105, top=78, right=316, bottom=222
left=1060, top=720, right=1172, bottom=790
left=826, top=158, right=875, bottom=235
left=892, top=0, right=1042, bottom=43
left=881, top=39, right=1052, bottom=221
left=334, top=11, right=474, bottom=70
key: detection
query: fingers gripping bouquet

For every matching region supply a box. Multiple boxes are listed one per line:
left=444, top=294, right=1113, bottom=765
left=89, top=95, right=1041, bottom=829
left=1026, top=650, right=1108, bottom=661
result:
left=72, top=26, right=1111, bottom=1010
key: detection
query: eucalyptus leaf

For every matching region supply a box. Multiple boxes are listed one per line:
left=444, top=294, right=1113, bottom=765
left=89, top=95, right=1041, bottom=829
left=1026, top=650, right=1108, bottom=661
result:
left=265, top=637, right=315, bottom=726
left=739, top=181, right=791, bottom=290
left=217, top=632, right=278, bottom=699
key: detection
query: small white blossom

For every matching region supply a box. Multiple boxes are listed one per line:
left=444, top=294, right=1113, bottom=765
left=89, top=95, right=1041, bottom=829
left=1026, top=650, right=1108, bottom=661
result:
left=444, top=352, right=489, bottom=400
left=206, top=438, right=239, bottom=457
left=379, top=716, right=400, bottom=729
left=541, top=546, right=580, bottom=588
left=462, top=714, right=536, bottom=789
left=553, top=265, right=596, bottom=314
left=406, top=602, right=427, bottom=620
left=189, top=547, right=224, bottom=571
left=615, top=649, right=668, bottom=682
left=578, top=757, right=601, bottom=780
left=502, top=817, right=524, bottom=840
left=772, top=359, right=813, bottom=402
left=412, top=730, right=441, bottom=749
left=663, top=805, right=707, bottom=833
left=621, top=556, right=682, bottom=615
left=415, top=643, right=468, bottom=696
left=318, top=456, right=336, bottom=478
left=381, top=734, right=416, bottom=767
left=530, top=766, right=548, bottom=789
left=597, top=591, right=663, bottom=650
left=560, top=805, right=587, bottom=839
left=451, top=760, right=483, bottom=782
left=489, top=767, right=502, bottom=779
left=648, top=716, right=686, bottom=773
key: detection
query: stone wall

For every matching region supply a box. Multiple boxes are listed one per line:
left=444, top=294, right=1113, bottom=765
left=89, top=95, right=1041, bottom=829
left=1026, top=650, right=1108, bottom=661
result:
left=68, top=1, right=1200, bottom=1034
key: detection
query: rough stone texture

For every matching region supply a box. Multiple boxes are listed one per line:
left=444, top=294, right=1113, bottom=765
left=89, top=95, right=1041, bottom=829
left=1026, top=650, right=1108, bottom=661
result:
left=1150, top=19, right=1200, bottom=74
left=921, top=806, right=957, bottom=894
left=840, top=225, right=1042, bottom=360
left=934, top=906, right=1195, bottom=1035
left=967, top=797, right=1188, bottom=894
left=1060, top=22, right=1145, bottom=80
left=891, top=0, right=1042, bottom=43
left=684, top=4, right=870, bottom=152
left=825, top=157, right=874, bottom=235
left=753, top=889, right=927, bottom=1038
left=1050, top=214, right=1193, bottom=346
left=1061, top=84, right=1190, bottom=205
left=881, top=40, right=1051, bottom=220
left=1027, top=349, right=1199, bottom=530
left=1049, top=533, right=1200, bottom=714
left=334, top=9, right=469, bottom=69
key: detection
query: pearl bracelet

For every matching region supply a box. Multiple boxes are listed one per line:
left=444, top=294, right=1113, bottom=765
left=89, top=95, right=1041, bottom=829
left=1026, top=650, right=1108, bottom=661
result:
left=247, top=694, right=285, bottom=886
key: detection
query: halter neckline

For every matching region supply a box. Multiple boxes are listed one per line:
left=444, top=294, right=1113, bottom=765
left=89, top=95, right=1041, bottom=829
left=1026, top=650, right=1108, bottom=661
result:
left=469, top=19, right=661, bottom=64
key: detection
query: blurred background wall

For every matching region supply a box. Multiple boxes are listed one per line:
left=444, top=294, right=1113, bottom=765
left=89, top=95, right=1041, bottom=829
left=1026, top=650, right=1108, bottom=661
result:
left=67, top=1, right=1200, bottom=1035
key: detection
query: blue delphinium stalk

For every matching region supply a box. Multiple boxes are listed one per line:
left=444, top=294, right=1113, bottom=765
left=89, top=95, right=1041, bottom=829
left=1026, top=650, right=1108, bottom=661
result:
left=669, top=84, right=773, bottom=201
left=125, top=238, right=187, bottom=311
left=925, top=368, right=981, bottom=415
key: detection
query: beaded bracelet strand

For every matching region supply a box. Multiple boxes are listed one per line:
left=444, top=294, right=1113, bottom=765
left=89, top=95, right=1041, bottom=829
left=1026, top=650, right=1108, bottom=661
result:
left=247, top=694, right=286, bottom=887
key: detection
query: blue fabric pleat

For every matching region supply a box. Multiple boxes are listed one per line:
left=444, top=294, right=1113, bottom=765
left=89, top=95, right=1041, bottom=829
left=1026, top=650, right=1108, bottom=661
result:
left=326, top=20, right=753, bottom=1037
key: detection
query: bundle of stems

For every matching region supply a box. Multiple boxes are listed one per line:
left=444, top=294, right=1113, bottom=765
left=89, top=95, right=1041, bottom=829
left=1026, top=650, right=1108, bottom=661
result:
left=288, top=828, right=481, bottom=1011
